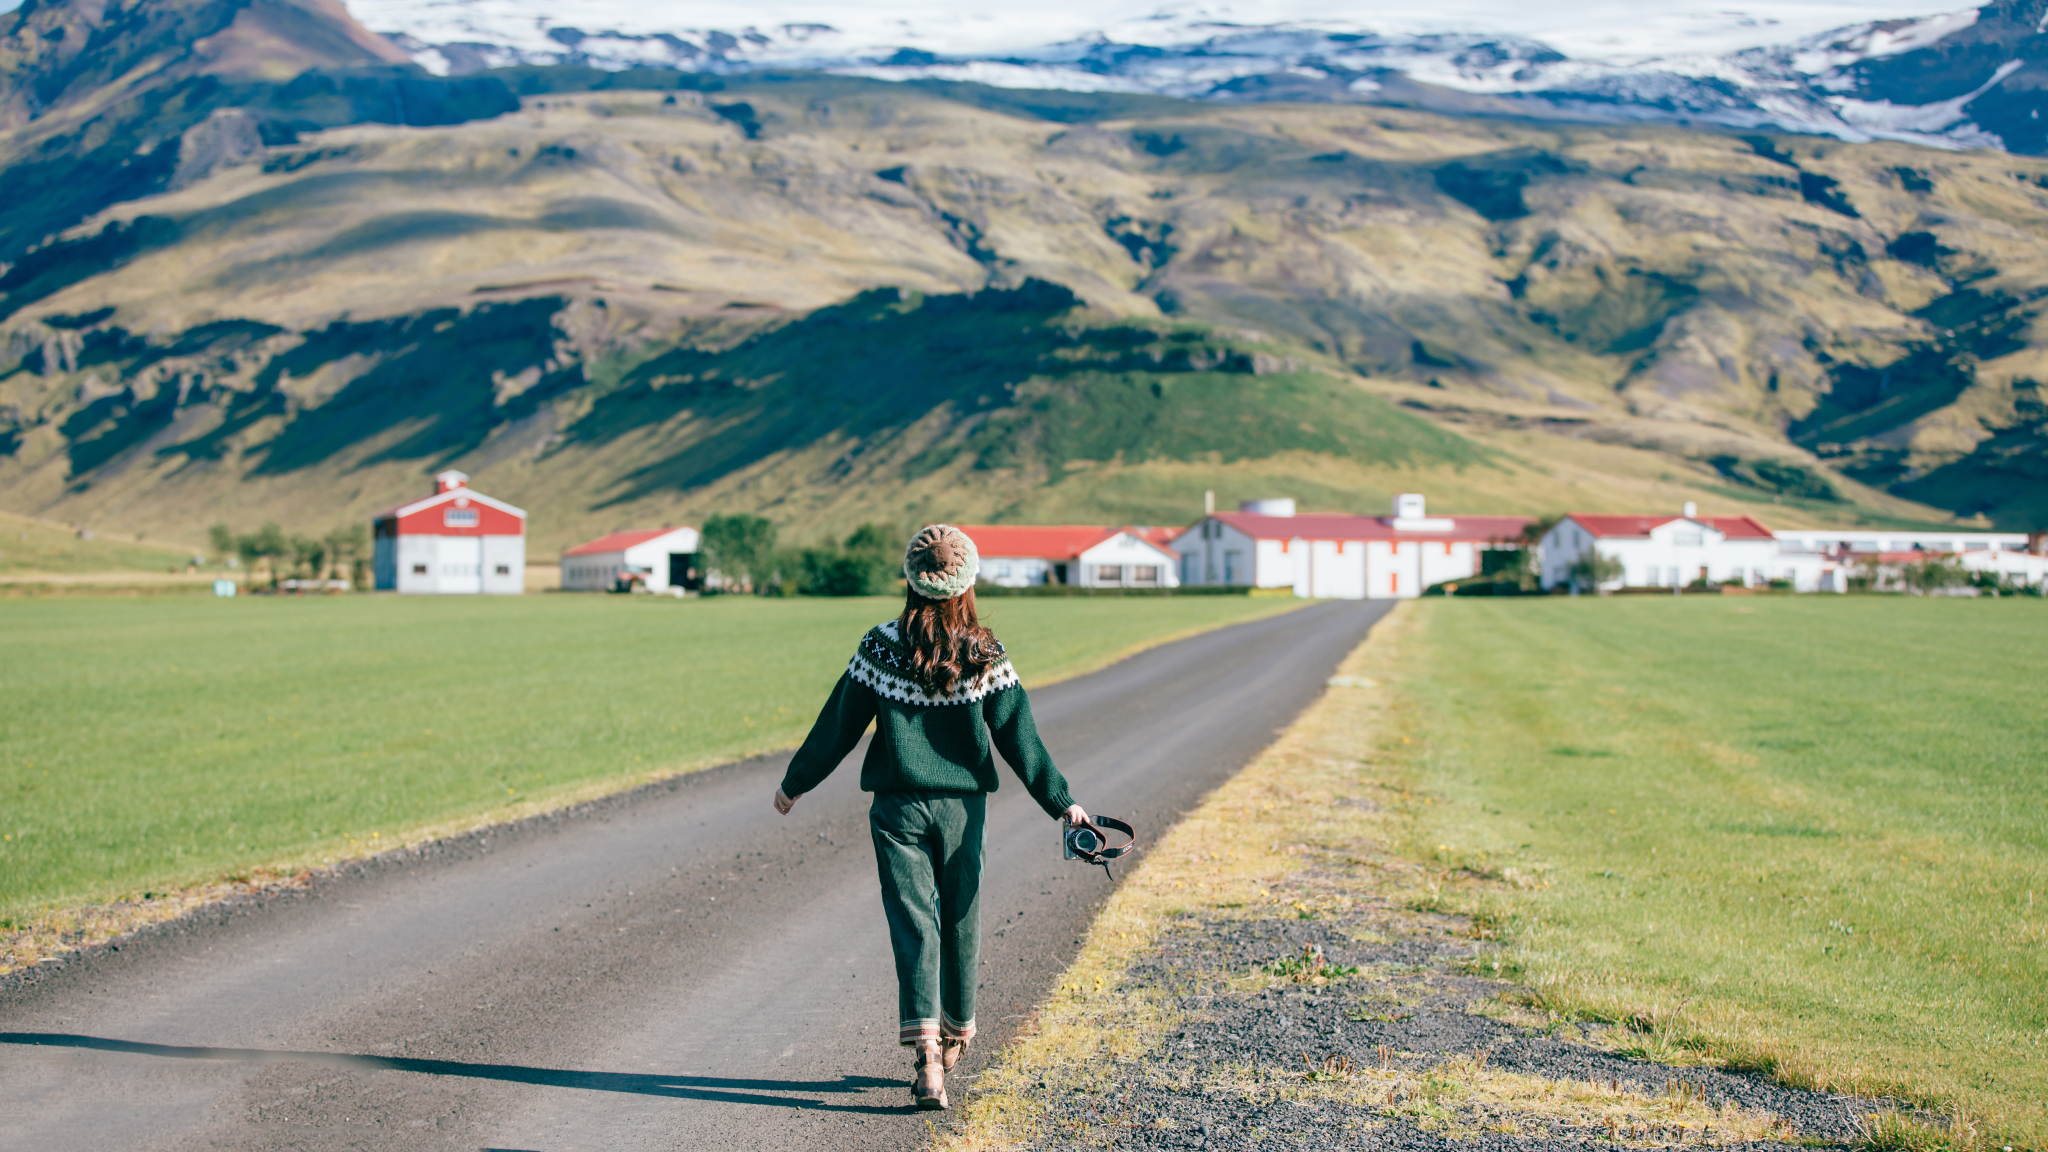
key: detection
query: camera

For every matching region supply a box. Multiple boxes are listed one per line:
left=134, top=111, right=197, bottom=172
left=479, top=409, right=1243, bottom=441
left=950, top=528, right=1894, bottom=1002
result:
left=1063, top=824, right=1104, bottom=860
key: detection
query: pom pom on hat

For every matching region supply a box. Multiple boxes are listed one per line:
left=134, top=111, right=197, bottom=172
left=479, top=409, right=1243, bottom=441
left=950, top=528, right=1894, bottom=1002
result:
left=903, top=525, right=979, bottom=600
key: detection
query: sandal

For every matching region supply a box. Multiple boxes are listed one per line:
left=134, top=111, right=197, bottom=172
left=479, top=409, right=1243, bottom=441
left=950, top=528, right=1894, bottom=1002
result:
left=911, top=1045, right=948, bottom=1111
left=940, top=1035, right=970, bottom=1074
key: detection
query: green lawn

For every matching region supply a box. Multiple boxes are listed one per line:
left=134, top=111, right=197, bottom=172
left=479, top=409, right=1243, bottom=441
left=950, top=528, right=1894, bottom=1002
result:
left=1395, top=597, right=2048, bottom=1145
left=0, top=593, right=1296, bottom=921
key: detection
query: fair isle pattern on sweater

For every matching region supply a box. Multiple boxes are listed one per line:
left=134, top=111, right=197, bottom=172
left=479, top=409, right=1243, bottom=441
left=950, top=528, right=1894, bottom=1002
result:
left=848, top=621, right=1020, bottom=707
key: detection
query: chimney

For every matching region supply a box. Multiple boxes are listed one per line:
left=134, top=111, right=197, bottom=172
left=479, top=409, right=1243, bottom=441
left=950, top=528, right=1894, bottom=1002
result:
left=1682, top=501, right=1698, bottom=519
left=435, top=470, right=470, bottom=494
left=1394, top=493, right=1426, bottom=520
left=1239, top=498, right=1296, bottom=517
left=1204, top=489, right=1215, bottom=515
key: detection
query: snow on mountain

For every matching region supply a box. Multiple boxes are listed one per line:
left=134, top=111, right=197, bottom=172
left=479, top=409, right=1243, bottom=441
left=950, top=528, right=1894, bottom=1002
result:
left=340, top=0, right=2048, bottom=152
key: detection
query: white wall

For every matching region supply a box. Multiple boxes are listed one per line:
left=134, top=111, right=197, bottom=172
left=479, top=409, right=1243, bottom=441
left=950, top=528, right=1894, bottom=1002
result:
left=1541, top=519, right=1830, bottom=592
left=1171, top=517, right=1490, bottom=599
left=1170, top=520, right=1257, bottom=586
left=563, top=551, right=628, bottom=591
left=382, top=534, right=524, bottom=594
left=1076, top=534, right=1181, bottom=588
left=481, top=535, right=525, bottom=594
left=982, top=556, right=1054, bottom=587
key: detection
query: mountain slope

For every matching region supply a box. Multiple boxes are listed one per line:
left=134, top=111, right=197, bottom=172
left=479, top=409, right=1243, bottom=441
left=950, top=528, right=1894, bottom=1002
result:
left=3, top=49, right=2043, bottom=544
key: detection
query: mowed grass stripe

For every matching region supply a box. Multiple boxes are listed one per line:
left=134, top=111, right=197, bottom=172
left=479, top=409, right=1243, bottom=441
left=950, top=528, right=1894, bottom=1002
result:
left=0, top=594, right=1297, bottom=921
left=1396, top=597, right=2048, bottom=1144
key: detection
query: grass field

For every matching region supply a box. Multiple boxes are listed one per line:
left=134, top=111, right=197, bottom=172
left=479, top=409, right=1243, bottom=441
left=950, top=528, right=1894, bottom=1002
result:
left=1395, top=597, right=2048, bottom=1145
left=0, top=593, right=1297, bottom=925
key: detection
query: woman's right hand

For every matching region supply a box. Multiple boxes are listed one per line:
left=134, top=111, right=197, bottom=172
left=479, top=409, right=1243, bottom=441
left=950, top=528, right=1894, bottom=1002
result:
left=773, top=788, right=796, bottom=816
left=1061, top=803, right=1096, bottom=832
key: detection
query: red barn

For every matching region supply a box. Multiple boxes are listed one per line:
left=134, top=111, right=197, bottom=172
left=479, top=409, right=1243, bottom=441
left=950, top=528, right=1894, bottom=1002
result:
left=372, top=470, right=526, bottom=594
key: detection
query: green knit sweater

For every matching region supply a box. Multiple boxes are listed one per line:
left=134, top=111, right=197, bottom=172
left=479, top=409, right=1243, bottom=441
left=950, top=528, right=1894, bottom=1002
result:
left=778, top=620, right=1075, bottom=818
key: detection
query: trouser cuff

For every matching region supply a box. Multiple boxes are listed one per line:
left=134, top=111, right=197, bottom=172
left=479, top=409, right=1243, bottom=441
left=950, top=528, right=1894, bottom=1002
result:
left=899, top=1019, right=941, bottom=1046
left=941, top=1013, right=975, bottom=1042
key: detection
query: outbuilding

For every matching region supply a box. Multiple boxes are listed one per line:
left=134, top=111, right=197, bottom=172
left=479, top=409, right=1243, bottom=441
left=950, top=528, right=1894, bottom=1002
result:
left=1539, top=505, right=1817, bottom=591
left=1171, top=495, right=1529, bottom=599
left=957, top=525, right=1183, bottom=588
left=561, top=527, right=703, bottom=592
left=372, top=471, right=526, bottom=594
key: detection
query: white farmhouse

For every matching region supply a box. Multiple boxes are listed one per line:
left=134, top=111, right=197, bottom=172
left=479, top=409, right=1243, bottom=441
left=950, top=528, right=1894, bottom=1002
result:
left=1170, top=495, right=1530, bottom=599
left=371, top=471, right=526, bottom=595
left=957, top=525, right=1182, bottom=588
left=561, top=527, right=703, bottom=592
left=1539, top=504, right=1822, bottom=591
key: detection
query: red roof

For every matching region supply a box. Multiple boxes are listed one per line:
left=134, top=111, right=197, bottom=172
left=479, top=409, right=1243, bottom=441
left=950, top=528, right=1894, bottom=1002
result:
left=373, top=485, right=525, bottom=521
left=1208, top=512, right=1533, bottom=542
left=564, top=528, right=688, bottom=556
left=957, top=525, right=1176, bottom=561
left=1568, top=514, right=1774, bottom=540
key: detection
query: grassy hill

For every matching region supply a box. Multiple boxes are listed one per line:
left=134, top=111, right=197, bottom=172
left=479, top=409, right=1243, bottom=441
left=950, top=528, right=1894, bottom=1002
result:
left=3, top=30, right=2042, bottom=546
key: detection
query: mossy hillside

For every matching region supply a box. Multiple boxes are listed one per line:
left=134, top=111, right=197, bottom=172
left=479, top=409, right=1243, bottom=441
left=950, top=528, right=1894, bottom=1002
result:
left=0, top=280, right=1490, bottom=551
left=9, top=73, right=2044, bottom=539
left=572, top=281, right=1480, bottom=499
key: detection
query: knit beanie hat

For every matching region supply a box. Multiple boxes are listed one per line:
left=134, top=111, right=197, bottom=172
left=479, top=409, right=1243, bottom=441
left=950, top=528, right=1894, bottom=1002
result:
left=903, top=524, right=979, bottom=600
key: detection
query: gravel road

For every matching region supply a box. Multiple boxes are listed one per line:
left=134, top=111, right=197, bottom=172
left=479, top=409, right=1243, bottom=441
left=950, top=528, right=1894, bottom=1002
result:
left=0, top=598, right=1392, bottom=1151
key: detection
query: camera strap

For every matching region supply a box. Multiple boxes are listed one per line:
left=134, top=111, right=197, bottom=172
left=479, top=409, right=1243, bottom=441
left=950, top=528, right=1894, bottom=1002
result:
left=1071, top=816, right=1136, bottom=880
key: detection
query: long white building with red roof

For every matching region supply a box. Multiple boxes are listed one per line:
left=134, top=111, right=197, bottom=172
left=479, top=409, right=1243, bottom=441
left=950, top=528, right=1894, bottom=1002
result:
left=956, top=525, right=1183, bottom=589
left=1170, top=494, right=1531, bottom=599
left=1539, top=504, right=1827, bottom=591
left=561, top=526, right=702, bottom=592
left=372, top=470, right=526, bottom=594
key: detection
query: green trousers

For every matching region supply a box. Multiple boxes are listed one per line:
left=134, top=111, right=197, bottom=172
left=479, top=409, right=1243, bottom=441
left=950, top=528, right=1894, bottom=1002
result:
left=869, top=791, right=984, bottom=1046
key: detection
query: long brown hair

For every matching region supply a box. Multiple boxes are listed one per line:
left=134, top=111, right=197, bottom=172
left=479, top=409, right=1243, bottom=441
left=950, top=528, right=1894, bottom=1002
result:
left=899, top=586, right=1001, bottom=694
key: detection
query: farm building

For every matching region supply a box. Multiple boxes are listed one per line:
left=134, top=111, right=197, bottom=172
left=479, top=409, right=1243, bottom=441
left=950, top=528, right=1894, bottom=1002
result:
left=1772, top=529, right=2047, bottom=591
left=372, top=471, right=525, bottom=594
left=561, top=527, right=703, bottom=592
left=957, top=525, right=1183, bottom=588
left=1540, top=505, right=1824, bottom=592
left=1170, top=495, right=1530, bottom=599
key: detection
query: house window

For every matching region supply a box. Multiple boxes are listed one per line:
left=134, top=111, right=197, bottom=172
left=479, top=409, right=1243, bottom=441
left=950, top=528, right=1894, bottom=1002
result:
left=1224, top=551, right=1240, bottom=583
left=412, top=564, right=428, bottom=575
left=1098, top=565, right=1123, bottom=584
left=444, top=508, right=479, bottom=527
left=495, top=565, right=511, bottom=576
left=1132, top=565, right=1158, bottom=584
left=1673, top=531, right=1702, bottom=546
left=997, top=563, right=1012, bottom=578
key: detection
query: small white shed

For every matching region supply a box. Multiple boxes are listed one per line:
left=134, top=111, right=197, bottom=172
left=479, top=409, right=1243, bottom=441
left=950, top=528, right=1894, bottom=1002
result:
left=562, top=527, right=703, bottom=592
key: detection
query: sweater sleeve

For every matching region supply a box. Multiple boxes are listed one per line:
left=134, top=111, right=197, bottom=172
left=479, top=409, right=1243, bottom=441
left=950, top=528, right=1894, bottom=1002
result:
left=779, top=670, right=878, bottom=798
left=983, top=683, right=1075, bottom=818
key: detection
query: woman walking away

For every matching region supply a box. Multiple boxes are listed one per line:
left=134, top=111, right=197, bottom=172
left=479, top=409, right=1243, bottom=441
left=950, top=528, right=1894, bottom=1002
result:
left=772, top=524, right=1096, bottom=1111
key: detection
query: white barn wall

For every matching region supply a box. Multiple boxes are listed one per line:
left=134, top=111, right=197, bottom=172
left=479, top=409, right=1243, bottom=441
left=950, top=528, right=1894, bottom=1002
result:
left=1074, top=533, right=1181, bottom=588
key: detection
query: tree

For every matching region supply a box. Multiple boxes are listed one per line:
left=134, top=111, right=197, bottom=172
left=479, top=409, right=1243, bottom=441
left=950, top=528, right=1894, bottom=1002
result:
left=324, top=524, right=369, bottom=586
left=795, top=523, right=902, bottom=596
left=290, top=535, right=325, bottom=582
left=1566, top=547, right=1623, bottom=593
left=207, top=523, right=235, bottom=563
left=243, top=522, right=289, bottom=588
left=699, top=514, right=778, bottom=593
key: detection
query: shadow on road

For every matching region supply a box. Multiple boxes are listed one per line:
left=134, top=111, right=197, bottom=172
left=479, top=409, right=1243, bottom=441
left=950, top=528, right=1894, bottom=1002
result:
left=0, top=1032, right=911, bottom=1114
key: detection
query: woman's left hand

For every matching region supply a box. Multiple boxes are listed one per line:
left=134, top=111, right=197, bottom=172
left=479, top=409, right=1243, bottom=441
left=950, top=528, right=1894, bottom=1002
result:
left=1061, top=804, right=1096, bottom=831
left=774, top=788, right=797, bottom=815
